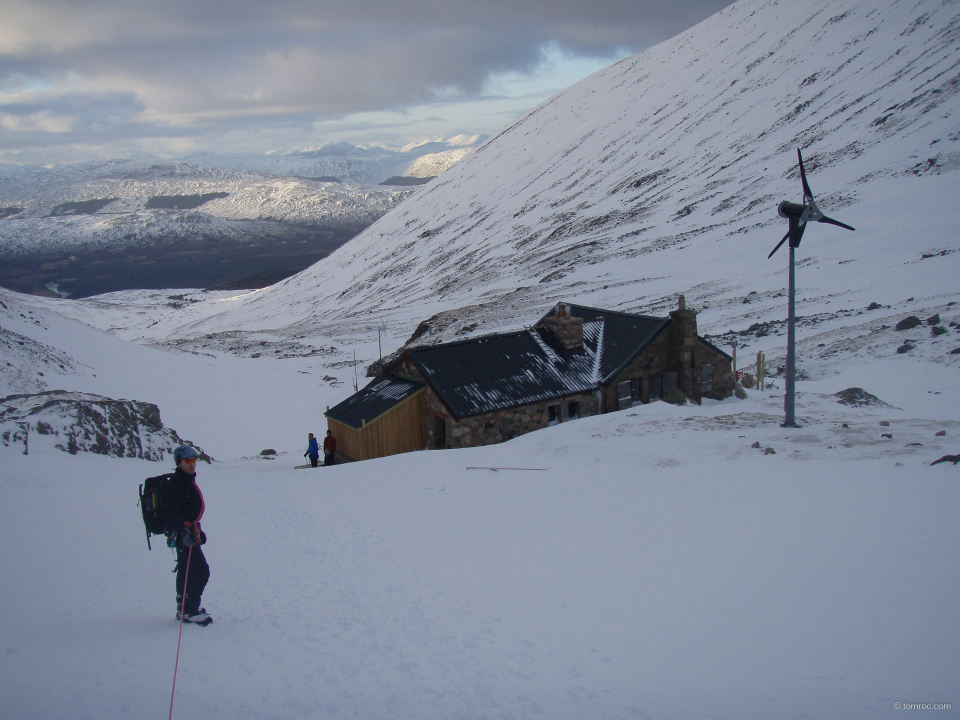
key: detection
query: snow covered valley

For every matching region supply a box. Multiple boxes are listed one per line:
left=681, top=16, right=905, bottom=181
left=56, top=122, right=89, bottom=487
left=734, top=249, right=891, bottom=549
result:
left=0, top=138, right=482, bottom=298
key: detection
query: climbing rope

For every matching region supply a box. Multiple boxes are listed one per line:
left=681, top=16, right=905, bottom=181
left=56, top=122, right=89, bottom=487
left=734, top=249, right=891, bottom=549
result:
left=168, top=544, right=193, bottom=720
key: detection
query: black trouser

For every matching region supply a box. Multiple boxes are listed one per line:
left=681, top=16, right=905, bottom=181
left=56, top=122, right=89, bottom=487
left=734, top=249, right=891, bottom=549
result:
left=310, top=455, right=318, bottom=468
left=176, top=541, right=210, bottom=614
left=324, top=452, right=336, bottom=466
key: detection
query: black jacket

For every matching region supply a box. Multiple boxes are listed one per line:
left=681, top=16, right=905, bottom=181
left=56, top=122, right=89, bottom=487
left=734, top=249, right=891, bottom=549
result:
left=168, top=467, right=205, bottom=529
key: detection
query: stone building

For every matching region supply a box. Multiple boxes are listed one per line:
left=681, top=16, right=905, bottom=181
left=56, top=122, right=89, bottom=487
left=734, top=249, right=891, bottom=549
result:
left=325, top=298, right=732, bottom=460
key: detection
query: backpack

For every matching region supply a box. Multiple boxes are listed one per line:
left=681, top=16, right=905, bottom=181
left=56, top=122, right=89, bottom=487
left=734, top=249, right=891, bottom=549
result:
left=139, top=473, right=175, bottom=550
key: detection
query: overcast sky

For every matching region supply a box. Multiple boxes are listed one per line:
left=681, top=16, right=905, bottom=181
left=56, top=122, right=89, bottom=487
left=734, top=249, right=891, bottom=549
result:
left=1, top=0, right=733, bottom=165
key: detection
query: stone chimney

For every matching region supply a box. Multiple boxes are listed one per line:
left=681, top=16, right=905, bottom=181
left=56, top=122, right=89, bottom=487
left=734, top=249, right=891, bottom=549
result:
left=542, top=302, right=584, bottom=350
left=669, top=295, right=699, bottom=397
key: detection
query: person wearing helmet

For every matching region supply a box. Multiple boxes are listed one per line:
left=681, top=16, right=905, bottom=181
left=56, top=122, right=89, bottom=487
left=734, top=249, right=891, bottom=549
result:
left=169, top=445, right=212, bottom=625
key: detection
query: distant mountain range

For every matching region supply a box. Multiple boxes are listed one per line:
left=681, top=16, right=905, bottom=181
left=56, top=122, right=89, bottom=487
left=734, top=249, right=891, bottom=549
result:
left=0, top=136, right=486, bottom=297
left=177, top=135, right=485, bottom=184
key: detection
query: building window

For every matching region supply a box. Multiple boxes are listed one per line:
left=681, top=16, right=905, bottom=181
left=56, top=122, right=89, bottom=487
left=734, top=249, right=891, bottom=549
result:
left=568, top=401, right=580, bottom=419
left=662, top=372, right=678, bottom=394
left=649, top=373, right=662, bottom=401
left=700, top=363, right=713, bottom=392
left=631, top=378, right=642, bottom=403
left=548, top=404, right=560, bottom=426
left=430, top=415, right=446, bottom=449
left=617, top=380, right=633, bottom=410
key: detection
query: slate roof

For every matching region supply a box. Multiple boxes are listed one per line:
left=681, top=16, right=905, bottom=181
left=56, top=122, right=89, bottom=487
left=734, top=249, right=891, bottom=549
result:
left=401, top=304, right=672, bottom=420
left=325, top=375, right=424, bottom=429
left=541, top=304, right=672, bottom=384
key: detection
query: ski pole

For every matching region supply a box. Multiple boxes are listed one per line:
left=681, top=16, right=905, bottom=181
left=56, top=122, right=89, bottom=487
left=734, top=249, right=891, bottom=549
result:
left=169, top=543, right=193, bottom=720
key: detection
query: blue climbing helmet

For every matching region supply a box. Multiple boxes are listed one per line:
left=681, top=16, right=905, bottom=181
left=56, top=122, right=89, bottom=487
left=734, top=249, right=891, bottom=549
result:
left=174, top=445, right=199, bottom=464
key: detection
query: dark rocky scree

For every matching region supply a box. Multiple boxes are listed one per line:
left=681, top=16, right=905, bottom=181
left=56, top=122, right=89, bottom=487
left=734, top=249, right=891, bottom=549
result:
left=712, top=305, right=878, bottom=350
left=712, top=305, right=958, bottom=360
left=893, top=312, right=958, bottom=354
left=895, top=316, right=922, bottom=331
left=0, top=391, right=210, bottom=461
left=834, top=387, right=890, bottom=407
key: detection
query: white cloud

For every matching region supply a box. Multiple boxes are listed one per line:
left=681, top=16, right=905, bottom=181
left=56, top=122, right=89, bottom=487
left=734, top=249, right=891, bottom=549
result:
left=0, top=0, right=734, bottom=163
left=0, top=110, right=73, bottom=133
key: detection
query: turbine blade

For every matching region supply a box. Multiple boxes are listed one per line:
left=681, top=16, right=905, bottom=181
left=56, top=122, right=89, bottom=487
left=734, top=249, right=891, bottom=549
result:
left=789, top=221, right=807, bottom=248
left=768, top=228, right=791, bottom=259
left=819, top=215, right=855, bottom=231
left=798, top=148, right=813, bottom=199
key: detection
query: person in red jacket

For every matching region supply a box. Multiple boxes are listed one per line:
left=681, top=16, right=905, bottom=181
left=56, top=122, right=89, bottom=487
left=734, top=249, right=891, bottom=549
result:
left=323, top=430, right=337, bottom=466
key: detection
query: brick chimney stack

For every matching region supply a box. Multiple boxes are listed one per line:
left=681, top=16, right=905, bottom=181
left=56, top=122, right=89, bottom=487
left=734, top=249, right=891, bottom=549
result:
left=670, top=295, right=699, bottom=397
left=543, top=302, right=584, bottom=350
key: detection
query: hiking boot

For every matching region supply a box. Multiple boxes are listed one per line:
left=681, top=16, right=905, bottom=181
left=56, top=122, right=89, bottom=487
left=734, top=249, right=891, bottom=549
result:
left=180, top=610, right=213, bottom=626
left=175, top=607, right=206, bottom=621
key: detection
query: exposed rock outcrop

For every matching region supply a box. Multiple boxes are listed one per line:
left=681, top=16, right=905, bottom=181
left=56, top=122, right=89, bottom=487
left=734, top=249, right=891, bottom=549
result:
left=0, top=390, right=211, bottom=462
left=835, top=388, right=890, bottom=408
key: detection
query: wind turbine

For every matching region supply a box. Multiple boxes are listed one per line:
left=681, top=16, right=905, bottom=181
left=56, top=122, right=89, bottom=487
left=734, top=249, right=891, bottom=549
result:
left=768, top=148, right=855, bottom=427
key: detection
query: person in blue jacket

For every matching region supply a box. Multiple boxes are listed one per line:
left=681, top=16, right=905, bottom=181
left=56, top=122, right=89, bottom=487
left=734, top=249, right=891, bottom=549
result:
left=304, top=432, right=320, bottom=468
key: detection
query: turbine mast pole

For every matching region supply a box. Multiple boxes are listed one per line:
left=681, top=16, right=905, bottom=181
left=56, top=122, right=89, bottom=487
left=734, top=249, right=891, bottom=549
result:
left=784, top=243, right=797, bottom=427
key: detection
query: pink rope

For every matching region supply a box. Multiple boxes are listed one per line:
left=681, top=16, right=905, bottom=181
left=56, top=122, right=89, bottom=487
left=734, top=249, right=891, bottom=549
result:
left=168, top=543, right=193, bottom=720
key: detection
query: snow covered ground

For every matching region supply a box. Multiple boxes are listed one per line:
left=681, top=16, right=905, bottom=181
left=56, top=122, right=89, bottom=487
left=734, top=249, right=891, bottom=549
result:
left=1, top=383, right=957, bottom=720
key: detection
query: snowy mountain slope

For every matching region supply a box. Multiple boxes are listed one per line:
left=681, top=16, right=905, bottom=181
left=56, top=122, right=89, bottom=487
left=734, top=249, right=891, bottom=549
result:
left=400, top=146, right=475, bottom=178
left=94, top=0, right=958, bottom=367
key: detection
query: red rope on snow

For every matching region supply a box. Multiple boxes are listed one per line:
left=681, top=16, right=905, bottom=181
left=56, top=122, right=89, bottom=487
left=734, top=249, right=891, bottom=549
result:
left=168, top=543, right=193, bottom=720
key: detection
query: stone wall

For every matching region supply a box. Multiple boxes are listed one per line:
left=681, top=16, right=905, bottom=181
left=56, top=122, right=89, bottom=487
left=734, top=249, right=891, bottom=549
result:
left=603, top=326, right=675, bottom=410
left=669, top=296, right=700, bottom=399
left=695, top=340, right=735, bottom=402
left=444, top=391, right=599, bottom=449
left=604, top=304, right=733, bottom=410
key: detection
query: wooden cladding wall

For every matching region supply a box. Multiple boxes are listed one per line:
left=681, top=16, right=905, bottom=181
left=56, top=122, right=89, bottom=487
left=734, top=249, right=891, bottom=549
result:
left=327, top=389, right=428, bottom=461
